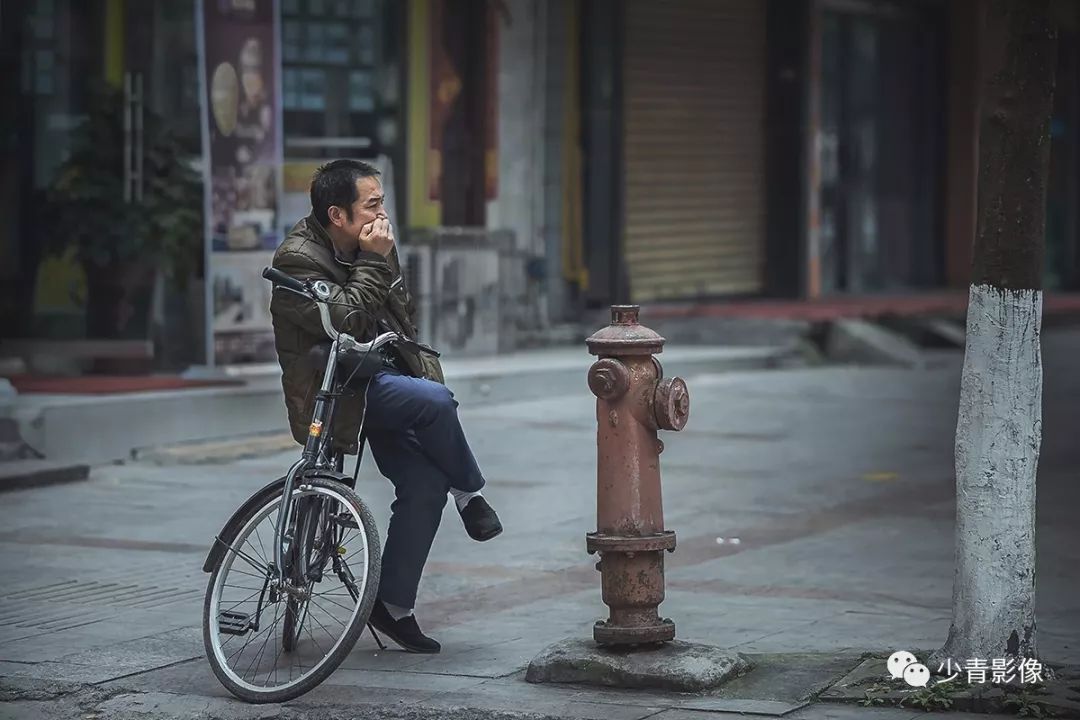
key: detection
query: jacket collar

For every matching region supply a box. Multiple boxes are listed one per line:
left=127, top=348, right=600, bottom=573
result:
left=305, top=213, right=356, bottom=267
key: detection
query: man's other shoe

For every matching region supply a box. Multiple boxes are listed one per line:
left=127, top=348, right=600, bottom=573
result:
left=459, top=496, right=503, bottom=541
left=368, top=601, right=441, bottom=654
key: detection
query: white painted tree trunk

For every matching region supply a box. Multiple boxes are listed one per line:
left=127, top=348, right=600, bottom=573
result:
left=943, top=283, right=1042, bottom=663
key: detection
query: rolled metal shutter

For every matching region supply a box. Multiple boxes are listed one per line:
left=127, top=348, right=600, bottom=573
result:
left=623, top=0, right=767, bottom=301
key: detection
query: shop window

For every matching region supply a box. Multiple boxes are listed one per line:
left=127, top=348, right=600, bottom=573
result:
left=282, top=0, right=398, bottom=158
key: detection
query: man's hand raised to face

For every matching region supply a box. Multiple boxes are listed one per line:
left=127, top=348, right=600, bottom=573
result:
left=359, top=217, right=395, bottom=257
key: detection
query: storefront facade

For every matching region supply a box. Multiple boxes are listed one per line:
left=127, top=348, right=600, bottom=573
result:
left=3, top=0, right=1077, bottom=370
left=1, top=0, right=408, bottom=369
left=573, top=0, right=1080, bottom=309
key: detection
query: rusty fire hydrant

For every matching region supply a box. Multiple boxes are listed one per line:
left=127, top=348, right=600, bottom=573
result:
left=585, top=305, right=690, bottom=646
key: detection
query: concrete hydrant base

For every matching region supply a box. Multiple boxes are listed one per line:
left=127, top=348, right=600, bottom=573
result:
left=525, top=638, right=752, bottom=693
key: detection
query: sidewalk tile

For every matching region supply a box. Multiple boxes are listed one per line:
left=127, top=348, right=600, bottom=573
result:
left=319, top=668, right=487, bottom=693
left=415, top=690, right=663, bottom=720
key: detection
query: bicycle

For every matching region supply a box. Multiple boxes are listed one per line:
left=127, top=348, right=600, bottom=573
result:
left=200, top=266, right=440, bottom=703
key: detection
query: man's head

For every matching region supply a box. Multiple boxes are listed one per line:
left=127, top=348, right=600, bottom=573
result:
left=310, top=160, right=385, bottom=240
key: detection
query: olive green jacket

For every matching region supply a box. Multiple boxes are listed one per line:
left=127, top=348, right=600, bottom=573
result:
left=269, top=214, right=443, bottom=453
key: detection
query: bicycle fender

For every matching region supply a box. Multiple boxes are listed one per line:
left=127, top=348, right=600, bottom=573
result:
left=201, top=469, right=356, bottom=573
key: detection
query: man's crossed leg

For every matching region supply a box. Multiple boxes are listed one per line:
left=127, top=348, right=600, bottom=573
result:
left=361, top=370, right=502, bottom=652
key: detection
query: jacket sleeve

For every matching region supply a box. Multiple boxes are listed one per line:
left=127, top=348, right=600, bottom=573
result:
left=271, top=248, right=393, bottom=342
left=387, top=247, right=420, bottom=331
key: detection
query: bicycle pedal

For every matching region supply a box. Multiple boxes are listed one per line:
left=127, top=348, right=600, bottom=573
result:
left=218, top=610, right=255, bottom=636
left=332, top=512, right=359, bottom=530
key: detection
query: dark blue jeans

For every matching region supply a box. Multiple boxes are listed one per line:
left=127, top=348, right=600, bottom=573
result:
left=362, top=370, right=485, bottom=609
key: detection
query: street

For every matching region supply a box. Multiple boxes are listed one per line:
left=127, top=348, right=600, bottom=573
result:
left=1, top=329, right=1079, bottom=719
left=4, top=0, right=1079, bottom=716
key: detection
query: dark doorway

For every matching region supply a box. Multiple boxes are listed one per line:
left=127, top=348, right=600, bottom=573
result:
left=1046, top=25, right=1080, bottom=291
left=817, top=2, right=946, bottom=294
left=579, top=0, right=624, bottom=308
left=437, top=0, right=490, bottom=227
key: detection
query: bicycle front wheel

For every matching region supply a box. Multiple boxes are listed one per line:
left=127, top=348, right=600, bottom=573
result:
left=202, top=478, right=380, bottom=703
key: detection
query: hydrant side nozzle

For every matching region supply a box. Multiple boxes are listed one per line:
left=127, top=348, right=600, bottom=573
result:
left=588, top=358, right=631, bottom=401
left=654, top=377, right=690, bottom=432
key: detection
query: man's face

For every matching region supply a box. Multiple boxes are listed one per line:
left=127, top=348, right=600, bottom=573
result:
left=328, top=176, right=385, bottom=238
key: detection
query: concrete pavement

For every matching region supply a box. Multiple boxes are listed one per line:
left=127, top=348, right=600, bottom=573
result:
left=2, top=329, right=1079, bottom=718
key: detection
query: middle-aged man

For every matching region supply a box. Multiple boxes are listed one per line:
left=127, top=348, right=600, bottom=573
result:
left=269, top=159, right=502, bottom=654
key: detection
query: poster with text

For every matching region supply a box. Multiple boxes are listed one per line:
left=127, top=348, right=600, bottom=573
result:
left=199, top=0, right=282, bottom=365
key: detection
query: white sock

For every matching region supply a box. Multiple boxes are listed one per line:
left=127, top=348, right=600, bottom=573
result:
left=450, top=488, right=483, bottom=511
left=383, top=601, right=413, bottom=620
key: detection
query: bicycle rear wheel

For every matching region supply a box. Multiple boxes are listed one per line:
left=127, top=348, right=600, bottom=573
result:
left=203, top=478, right=380, bottom=703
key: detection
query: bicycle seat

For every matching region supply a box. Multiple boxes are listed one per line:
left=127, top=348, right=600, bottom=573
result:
left=303, top=342, right=388, bottom=385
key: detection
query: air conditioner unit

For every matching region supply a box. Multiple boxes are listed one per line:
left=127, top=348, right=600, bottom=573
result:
left=399, top=244, right=433, bottom=344
left=399, top=236, right=505, bottom=356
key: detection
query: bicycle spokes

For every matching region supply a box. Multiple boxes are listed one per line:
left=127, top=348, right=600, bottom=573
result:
left=205, top=482, right=376, bottom=699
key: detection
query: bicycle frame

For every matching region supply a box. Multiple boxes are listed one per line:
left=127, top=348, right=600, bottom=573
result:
left=273, top=330, right=343, bottom=584
left=258, top=266, right=437, bottom=591
left=267, top=277, right=390, bottom=588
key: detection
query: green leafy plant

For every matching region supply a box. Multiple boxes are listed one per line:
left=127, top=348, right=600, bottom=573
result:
left=43, top=84, right=202, bottom=276
left=1003, top=691, right=1056, bottom=718
left=40, top=86, right=203, bottom=280
left=40, top=83, right=203, bottom=337
left=900, top=682, right=956, bottom=712
left=858, top=690, right=886, bottom=707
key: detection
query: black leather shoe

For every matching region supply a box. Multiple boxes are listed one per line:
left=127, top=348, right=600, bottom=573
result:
left=459, top=496, right=503, bottom=541
left=368, top=601, right=441, bottom=654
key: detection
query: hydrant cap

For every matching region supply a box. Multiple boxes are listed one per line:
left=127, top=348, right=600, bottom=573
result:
left=587, top=305, right=666, bottom=356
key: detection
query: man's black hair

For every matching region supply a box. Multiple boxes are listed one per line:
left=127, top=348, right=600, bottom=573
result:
left=310, top=159, right=381, bottom=227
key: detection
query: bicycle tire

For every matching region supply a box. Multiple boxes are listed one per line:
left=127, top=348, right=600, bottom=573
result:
left=202, top=478, right=381, bottom=704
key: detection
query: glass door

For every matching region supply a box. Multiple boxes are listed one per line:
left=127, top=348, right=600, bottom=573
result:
left=817, top=2, right=945, bottom=294
left=122, top=0, right=202, bottom=365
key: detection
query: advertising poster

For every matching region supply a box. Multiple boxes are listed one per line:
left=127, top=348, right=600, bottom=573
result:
left=198, top=0, right=282, bottom=365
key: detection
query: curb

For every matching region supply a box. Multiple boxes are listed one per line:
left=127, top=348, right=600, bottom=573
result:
left=15, top=345, right=803, bottom=469
left=445, top=344, right=806, bottom=409
left=0, top=459, right=90, bottom=493
left=131, top=431, right=298, bottom=466
left=823, top=319, right=925, bottom=369
left=128, top=346, right=805, bottom=467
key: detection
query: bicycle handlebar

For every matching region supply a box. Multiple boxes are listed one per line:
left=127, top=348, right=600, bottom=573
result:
left=262, top=266, right=307, bottom=294
left=262, top=266, right=440, bottom=358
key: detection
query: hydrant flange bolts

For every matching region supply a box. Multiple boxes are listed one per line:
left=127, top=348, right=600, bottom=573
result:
left=585, top=304, right=689, bottom=647
left=655, top=377, right=690, bottom=431
left=588, top=358, right=631, bottom=401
